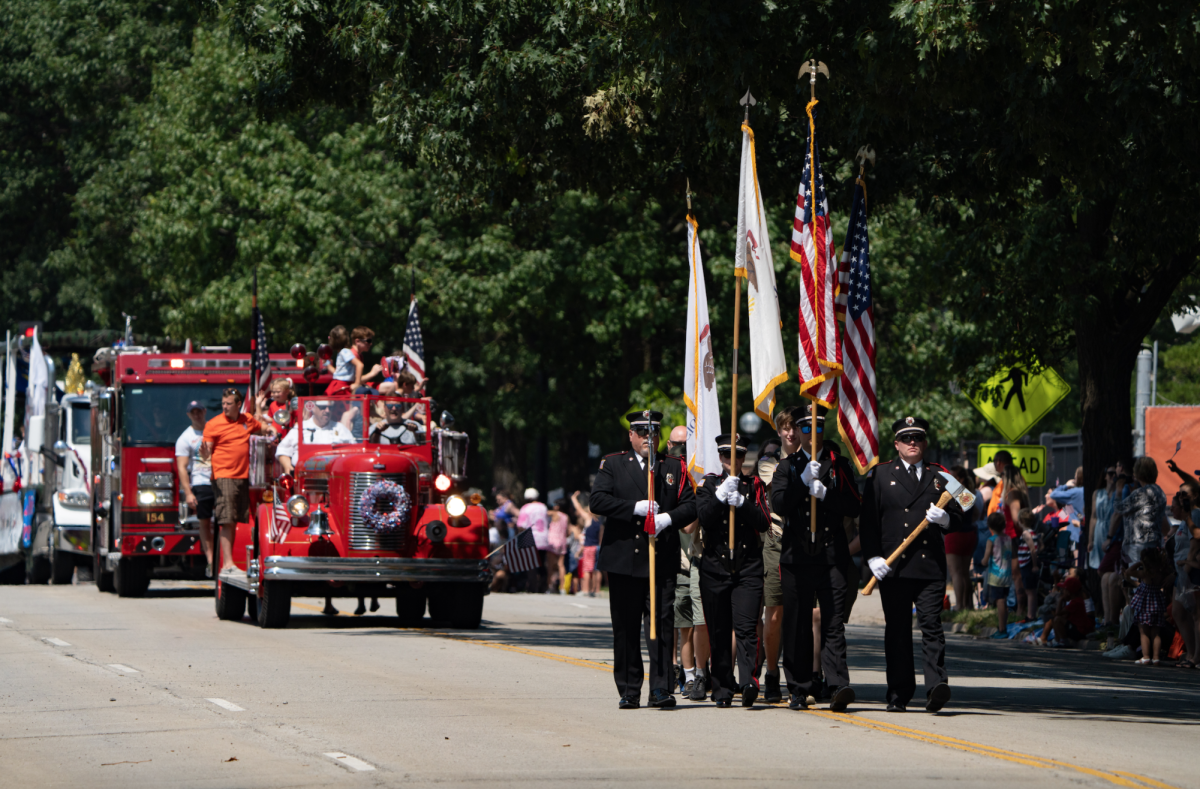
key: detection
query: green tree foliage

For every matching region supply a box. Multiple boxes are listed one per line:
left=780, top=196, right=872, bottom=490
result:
left=0, top=0, right=197, bottom=330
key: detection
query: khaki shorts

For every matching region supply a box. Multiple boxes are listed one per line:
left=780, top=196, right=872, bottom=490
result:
left=213, top=478, right=250, bottom=526
left=674, top=566, right=706, bottom=627
left=763, top=531, right=783, bottom=607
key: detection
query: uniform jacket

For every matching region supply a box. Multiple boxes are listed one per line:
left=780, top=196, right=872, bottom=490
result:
left=770, top=445, right=861, bottom=566
left=590, top=450, right=696, bottom=578
left=859, top=458, right=966, bottom=581
left=696, top=472, right=769, bottom=575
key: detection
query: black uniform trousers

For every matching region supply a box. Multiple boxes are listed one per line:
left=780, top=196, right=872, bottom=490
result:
left=780, top=562, right=850, bottom=698
left=698, top=559, right=763, bottom=702
left=607, top=571, right=676, bottom=699
left=879, top=576, right=947, bottom=705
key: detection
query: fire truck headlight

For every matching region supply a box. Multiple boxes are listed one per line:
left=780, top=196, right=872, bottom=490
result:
left=434, top=474, right=452, bottom=493
left=286, top=495, right=310, bottom=518
left=138, top=490, right=172, bottom=506
left=445, top=495, right=467, bottom=518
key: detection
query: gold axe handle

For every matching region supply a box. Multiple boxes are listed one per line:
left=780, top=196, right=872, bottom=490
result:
left=861, top=490, right=953, bottom=596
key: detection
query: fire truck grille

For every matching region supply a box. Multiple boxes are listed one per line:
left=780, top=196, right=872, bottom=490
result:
left=348, top=472, right=410, bottom=551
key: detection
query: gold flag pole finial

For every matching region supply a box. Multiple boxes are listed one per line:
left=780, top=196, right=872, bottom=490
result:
left=800, top=59, right=830, bottom=101
left=739, top=88, right=757, bottom=122
left=686, top=178, right=692, bottom=211
left=856, top=145, right=876, bottom=177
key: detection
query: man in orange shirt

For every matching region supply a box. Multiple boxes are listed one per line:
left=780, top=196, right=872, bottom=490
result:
left=201, top=388, right=268, bottom=574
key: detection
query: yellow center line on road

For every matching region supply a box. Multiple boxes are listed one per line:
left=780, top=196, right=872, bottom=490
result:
left=285, top=602, right=1181, bottom=789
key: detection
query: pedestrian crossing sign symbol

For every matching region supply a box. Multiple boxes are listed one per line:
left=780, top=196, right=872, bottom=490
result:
left=966, top=361, right=1070, bottom=444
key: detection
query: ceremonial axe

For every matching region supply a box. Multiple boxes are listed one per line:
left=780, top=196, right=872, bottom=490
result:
left=861, top=471, right=977, bottom=596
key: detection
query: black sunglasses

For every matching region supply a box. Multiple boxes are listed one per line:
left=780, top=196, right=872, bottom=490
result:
left=718, top=449, right=747, bottom=458
left=897, top=434, right=926, bottom=445
left=800, top=424, right=824, bottom=434
left=312, top=405, right=330, bottom=411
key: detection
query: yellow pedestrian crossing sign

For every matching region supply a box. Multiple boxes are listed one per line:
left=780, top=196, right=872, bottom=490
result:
left=966, top=362, right=1071, bottom=444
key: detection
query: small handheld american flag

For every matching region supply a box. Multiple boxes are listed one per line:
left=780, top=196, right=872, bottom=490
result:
left=245, top=267, right=271, bottom=414
left=503, top=528, right=539, bottom=573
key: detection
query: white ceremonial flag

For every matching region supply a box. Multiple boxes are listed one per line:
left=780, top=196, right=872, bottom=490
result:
left=683, top=214, right=722, bottom=486
left=736, top=121, right=788, bottom=428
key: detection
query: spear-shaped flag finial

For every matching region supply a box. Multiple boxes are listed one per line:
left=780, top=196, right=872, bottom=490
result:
left=740, top=88, right=756, bottom=121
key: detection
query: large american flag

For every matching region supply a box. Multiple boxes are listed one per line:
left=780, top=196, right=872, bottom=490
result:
left=403, top=298, right=426, bottom=381
left=503, top=528, right=539, bottom=573
left=245, top=267, right=271, bottom=414
left=790, top=120, right=841, bottom=406
left=835, top=176, right=879, bottom=474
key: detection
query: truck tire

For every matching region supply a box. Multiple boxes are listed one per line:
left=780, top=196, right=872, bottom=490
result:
left=394, top=584, right=427, bottom=627
left=446, top=583, right=485, bottom=630
left=257, top=581, right=291, bottom=628
left=115, top=557, right=150, bottom=597
left=246, top=592, right=259, bottom=623
left=215, top=574, right=247, bottom=620
left=25, top=554, right=51, bottom=585
left=94, top=553, right=115, bottom=593
left=50, top=550, right=75, bottom=585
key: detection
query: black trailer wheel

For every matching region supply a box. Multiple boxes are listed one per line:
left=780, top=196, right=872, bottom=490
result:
left=446, top=583, right=485, bottom=630
left=25, top=554, right=51, bottom=585
left=257, top=581, right=291, bottom=628
left=50, top=550, right=75, bottom=585
left=394, top=583, right=427, bottom=627
left=94, top=553, right=115, bottom=592
left=114, top=557, right=149, bottom=597
left=0, top=561, right=25, bottom=585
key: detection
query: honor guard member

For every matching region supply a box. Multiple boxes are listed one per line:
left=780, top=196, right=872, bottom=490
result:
left=770, top=404, right=861, bottom=711
left=859, top=416, right=963, bottom=713
left=590, top=410, right=696, bottom=709
left=695, top=433, right=770, bottom=708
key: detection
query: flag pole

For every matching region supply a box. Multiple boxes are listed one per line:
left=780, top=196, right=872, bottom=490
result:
left=802, top=59, right=829, bottom=543
left=645, top=415, right=658, bottom=641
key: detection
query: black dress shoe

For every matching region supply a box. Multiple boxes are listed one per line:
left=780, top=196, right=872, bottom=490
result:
left=715, top=698, right=732, bottom=708
left=763, top=673, right=782, bottom=703
left=788, top=693, right=810, bottom=710
left=741, top=683, right=759, bottom=707
left=688, top=672, right=707, bottom=701
left=829, top=685, right=855, bottom=712
left=619, top=696, right=639, bottom=710
left=886, top=701, right=907, bottom=712
left=926, top=682, right=951, bottom=712
left=648, top=689, right=677, bottom=708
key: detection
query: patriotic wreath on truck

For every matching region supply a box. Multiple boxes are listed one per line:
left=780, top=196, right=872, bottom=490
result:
left=359, top=480, right=411, bottom=535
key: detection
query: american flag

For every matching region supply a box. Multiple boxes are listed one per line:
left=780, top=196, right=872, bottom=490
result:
left=836, top=176, right=879, bottom=474
left=245, top=267, right=271, bottom=414
left=269, top=494, right=291, bottom=543
left=503, top=528, right=539, bottom=573
left=790, top=120, right=842, bottom=406
left=403, top=298, right=425, bottom=381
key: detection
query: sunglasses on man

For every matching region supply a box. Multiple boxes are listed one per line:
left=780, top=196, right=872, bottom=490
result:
left=631, top=427, right=653, bottom=438
left=800, top=424, right=823, bottom=434
left=718, top=449, right=748, bottom=459
left=896, top=434, right=926, bottom=445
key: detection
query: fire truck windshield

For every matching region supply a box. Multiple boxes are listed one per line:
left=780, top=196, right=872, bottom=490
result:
left=121, top=385, right=228, bottom=446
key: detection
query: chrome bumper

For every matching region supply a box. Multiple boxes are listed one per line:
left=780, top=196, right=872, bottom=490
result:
left=55, top=526, right=91, bottom=555
left=261, top=555, right=491, bottom=584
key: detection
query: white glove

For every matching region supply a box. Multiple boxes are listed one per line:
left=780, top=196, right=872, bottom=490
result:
left=868, top=556, right=892, bottom=581
left=715, top=476, right=740, bottom=504
left=653, top=513, right=673, bottom=536
left=926, top=504, right=950, bottom=530
left=633, top=500, right=658, bottom=518
left=800, top=460, right=821, bottom=485
left=808, top=479, right=827, bottom=500
left=727, top=490, right=746, bottom=508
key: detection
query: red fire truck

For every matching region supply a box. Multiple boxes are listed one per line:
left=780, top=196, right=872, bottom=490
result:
left=215, top=393, right=491, bottom=629
left=89, top=345, right=325, bottom=596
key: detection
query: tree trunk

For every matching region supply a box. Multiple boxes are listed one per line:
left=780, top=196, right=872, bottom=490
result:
left=490, top=418, right=526, bottom=497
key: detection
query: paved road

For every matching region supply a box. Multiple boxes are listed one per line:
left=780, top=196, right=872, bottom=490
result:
left=1, top=581, right=1196, bottom=788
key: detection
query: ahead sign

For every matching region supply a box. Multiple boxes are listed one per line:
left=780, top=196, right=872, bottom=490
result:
left=977, top=444, right=1046, bottom=487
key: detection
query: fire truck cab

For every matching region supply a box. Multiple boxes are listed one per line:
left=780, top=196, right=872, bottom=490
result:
left=216, top=394, right=491, bottom=629
left=89, top=346, right=323, bottom=596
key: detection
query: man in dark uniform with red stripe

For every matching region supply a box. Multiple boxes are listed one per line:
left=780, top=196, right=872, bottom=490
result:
left=859, top=416, right=964, bottom=713
left=771, top=403, right=861, bottom=711
left=590, top=410, right=696, bottom=709
left=695, top=433, right=770, bottom=707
